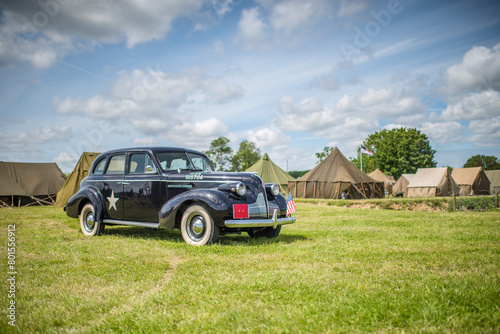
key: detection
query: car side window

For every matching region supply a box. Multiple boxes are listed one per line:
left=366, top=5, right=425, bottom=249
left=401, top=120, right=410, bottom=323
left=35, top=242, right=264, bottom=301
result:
left=93, top=158, right=107, bottom=175
left=157, top=152, right=193, bottom=171
left=105, top=155, right=126, bottom=174
left=129, top=153, right=156, bottom=174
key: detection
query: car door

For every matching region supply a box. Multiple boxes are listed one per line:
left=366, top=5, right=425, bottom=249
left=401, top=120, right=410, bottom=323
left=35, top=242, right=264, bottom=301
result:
left=123, top=152, right=163, bottom=222
left=101, top=154, right=126, bottom=220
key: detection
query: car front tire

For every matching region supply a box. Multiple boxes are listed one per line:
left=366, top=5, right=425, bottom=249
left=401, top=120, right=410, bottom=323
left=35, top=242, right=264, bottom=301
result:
left=181, top=204, right=220, bottom=246
left=80, top=203, right=105, bottom=236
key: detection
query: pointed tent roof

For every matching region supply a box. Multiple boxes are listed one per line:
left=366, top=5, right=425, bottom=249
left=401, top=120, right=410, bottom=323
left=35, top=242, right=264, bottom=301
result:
left=289, top=147, right=383, bottom=199
left=56, top=152, right=100, bottom=207
left=368, top=168, right=396, bottom=184
left=245, top=153, right=295, bottom=192
left=299, top=147, right=376, bottom=183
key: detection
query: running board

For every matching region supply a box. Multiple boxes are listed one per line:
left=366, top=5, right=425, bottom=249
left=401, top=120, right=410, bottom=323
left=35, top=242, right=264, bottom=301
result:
left=103, top=219, right=160, bottom=229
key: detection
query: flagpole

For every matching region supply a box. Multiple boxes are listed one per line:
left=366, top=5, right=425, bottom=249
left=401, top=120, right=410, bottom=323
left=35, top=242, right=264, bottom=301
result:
left=360, top=148, right=363, bottom=172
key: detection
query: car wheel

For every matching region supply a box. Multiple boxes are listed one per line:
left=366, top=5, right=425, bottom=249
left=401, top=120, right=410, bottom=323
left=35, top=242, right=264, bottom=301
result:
left=181, top=205, right=220, bottom=246
left=80, top=203, right=105, bottom=236
left=248, top=225, right=281, bottom=239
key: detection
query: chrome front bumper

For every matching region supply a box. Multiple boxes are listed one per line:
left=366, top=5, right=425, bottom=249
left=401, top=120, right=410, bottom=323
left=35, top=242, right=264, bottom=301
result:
left=224, top=210, right=296, bottom=229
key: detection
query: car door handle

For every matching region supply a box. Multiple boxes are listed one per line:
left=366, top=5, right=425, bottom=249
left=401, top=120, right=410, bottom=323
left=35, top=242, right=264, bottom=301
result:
left=118, top=182, right=130, bottom=185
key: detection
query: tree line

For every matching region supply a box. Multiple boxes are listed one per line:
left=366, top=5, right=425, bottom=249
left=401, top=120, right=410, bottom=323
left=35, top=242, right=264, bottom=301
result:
left=205, top=128, right=499, bottom=178
left=204, top=137, right=261, bottom=172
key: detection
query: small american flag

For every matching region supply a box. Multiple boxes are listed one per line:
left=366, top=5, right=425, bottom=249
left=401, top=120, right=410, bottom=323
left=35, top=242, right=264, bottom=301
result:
left=360, top=145, right=374, bottom=156
left=286, top=191, right=296, bottom=217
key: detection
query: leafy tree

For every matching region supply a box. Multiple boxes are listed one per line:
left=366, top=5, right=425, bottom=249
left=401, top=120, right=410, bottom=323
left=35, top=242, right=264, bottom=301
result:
left=289, top=170, right=310, bottom=179
left=358, top=128, right=436, bottom=179
left=205, top=136, right=233, bottom=171
left=232, top=140, right=261, bottom=172
left=315, top=146, right=334, bottom=164
left=463, top=155, right=500, bottom=170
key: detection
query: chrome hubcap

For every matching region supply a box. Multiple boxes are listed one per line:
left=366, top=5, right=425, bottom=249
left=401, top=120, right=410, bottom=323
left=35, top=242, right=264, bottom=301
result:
left=189, top=215, right=206, bottom=239
left=85, top=212, right=95, bottom=232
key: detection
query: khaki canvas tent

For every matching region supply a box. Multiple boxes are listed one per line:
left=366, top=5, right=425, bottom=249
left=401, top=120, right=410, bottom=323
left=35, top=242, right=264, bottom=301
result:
left=0, top=162, right=66, bottom=207
left=368, top=168, right=396, bottom=196
left=245, top=153, right=295, bottom=194
left=451, top=167, right=490, bottom=196
left=407, top=167, right=459, bottom=197
left=288, top=147, right=384, bottom=199
left=392, top=173, right=415, bottom=197
left=56, top=152, right=100, bottom=207
left=485, top=170, right=500, bottom=194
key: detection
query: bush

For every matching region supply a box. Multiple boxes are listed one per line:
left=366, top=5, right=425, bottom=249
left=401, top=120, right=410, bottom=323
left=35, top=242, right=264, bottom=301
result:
left=453, top=196, right=497, bottom=212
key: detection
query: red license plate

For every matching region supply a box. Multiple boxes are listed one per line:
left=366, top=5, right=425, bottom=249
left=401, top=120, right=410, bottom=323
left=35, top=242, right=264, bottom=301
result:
left=233, top=204, right=249, bottom=219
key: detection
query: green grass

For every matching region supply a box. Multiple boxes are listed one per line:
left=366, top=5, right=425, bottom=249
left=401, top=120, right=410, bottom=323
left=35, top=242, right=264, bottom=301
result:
left=1, top=205, right=499, bottom=333
left=296, top=194, right=500, bottom=212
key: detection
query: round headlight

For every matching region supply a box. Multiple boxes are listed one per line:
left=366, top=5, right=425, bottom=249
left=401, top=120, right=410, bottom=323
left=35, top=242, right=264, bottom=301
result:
left=271, top=183, right=280, bottom=196
left=235, top=182, right=247, bottom=196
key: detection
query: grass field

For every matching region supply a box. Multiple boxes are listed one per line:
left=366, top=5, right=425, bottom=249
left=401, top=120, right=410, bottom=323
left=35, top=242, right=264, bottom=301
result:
left=1, top=204, right=499, bottom=333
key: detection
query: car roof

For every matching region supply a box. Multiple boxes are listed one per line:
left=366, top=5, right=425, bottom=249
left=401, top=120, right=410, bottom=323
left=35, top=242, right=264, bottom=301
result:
left=96, top=147, right=207, bottom=157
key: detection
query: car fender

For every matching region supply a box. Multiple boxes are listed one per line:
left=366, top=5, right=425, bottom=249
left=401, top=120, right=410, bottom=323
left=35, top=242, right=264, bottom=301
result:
left=159, top=189, right=230, bottom=229
left=272, top=193, right=288, bottom=215
left=65, top=186, right=106, bottom=222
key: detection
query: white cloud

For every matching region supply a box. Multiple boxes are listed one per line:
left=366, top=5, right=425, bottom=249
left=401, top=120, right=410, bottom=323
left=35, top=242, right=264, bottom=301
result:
left=270, top=0, right=327, bottom=35
left=334, top=86, right=425, bottom=117
left=275, top=83, right=430, bottom=145
left=277, top=96, right=337, bottom=132
left=420, top=121, right=463, bottom=144
left=169, top=118, right=230, bottom=148
left=441, top=43, right=500, bottom=97
left=53, top=152, right=79, bottom=172
left=276, top=95, right=379, bottom=142
left=0, top=125, right=71, bottom=153
left=0, top=0, right=211, bottom=68
left=53, top=67, right=241, bottom=148
left=338, top=0, right=367, bottom=17
left=235, top=7, right=269, bottom=50
left=132, top=137, right=159, bottom=145
left=440, top=90, right=500, bottom=121
left=468, top=117, right=500, bottom=147
left=246, top=127, right=291, bottom=148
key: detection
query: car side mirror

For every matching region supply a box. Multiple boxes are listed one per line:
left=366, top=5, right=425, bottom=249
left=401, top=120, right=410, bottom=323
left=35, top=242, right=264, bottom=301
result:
left=145, top=165, right=156, bottom=173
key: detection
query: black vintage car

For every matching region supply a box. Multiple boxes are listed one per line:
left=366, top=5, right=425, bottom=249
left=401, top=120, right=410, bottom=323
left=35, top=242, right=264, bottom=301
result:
left=65, top=147, right=295, bottom=245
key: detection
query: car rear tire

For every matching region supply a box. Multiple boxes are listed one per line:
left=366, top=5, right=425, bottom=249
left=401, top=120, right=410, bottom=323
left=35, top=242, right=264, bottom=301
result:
left=181, top=204, right=219, bottom=246
left=248, top=225, right=281, bottom=239
left=80, top=203, right=105, bottom=236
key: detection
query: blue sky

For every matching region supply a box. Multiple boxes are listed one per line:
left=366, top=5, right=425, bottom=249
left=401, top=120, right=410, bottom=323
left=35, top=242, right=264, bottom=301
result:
left=1, top=0, right=499, bottom=173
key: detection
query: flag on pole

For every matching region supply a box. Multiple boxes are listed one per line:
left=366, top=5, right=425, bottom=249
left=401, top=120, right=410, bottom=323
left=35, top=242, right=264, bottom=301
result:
left=287, top=191, right=296, bottom=217
left=360, top=145, right=374, bottom=156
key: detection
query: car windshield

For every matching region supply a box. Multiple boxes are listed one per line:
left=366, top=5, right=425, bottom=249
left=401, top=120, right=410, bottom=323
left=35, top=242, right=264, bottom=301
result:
left=157, top=152, right=214, bottom=172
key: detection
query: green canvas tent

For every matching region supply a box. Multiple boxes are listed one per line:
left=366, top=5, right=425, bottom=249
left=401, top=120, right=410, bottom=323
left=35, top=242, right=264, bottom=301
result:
left=0, top=162, right=66, bottom=207
left=288, top=147, right=384, bottom=199
left=56, top=152, right=100, bottom=207
left=451, top=167, right=490, bottom=196
left=485, top=170, right=500, bottom=194
left=245, top=153, right=295, bottom=194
